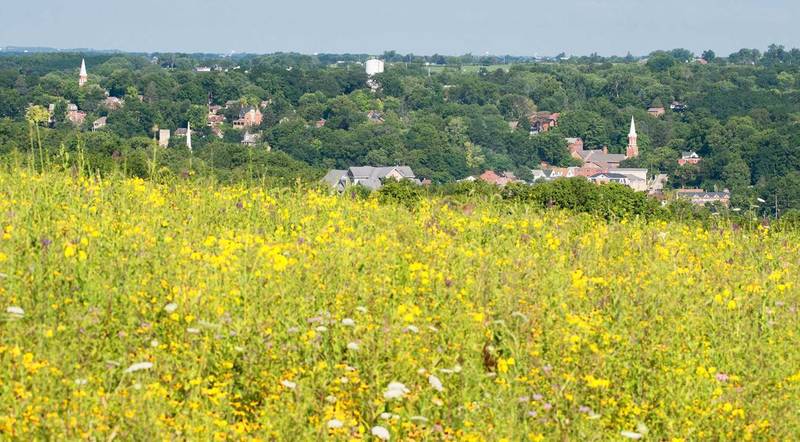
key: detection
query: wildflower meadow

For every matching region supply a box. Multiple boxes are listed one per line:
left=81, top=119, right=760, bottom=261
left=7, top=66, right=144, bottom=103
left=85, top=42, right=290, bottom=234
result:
left=0, top=169, right=798, bottom=440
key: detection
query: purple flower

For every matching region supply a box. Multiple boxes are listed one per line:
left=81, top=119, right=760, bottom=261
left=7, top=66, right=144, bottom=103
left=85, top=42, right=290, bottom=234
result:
left=579, top=405, right=591, bottom=414
left=40, top=237, right=52, bottom=248
left=715, top=373, right=729, bottom=382
left=543, top=402, right=553, bottom=411
left=527, top=411, right=538, bottom=418
left=532, top=393, right=543, bottom=401
left=542, top=364, right=553, bottom=373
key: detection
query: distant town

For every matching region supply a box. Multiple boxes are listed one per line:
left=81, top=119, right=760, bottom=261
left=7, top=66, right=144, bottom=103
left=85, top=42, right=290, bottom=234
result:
left=2, top=45, right=799, bottom=214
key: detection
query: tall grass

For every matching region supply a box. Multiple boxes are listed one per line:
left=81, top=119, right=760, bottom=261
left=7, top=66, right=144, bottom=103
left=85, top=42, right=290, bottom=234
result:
left=0, top=168, right=798, bottom=440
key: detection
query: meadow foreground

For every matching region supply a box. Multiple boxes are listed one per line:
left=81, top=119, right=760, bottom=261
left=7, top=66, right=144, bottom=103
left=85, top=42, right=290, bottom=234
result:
left=0, top=170, right=798, bottom=440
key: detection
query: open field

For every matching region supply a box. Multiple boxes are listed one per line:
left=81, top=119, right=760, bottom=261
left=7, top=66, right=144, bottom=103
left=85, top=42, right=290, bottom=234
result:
left=1, top=169, right=799, bottom=440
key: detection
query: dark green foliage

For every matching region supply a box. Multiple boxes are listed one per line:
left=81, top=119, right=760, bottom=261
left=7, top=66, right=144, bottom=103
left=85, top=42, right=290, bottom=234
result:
left=376, top=179, right=424, bottom=208
left=500, top=178, right=661, bottom=220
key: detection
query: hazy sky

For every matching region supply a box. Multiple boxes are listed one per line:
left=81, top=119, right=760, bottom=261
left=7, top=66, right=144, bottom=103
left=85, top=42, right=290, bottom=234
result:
left=1, top=0, right=798, bottom=56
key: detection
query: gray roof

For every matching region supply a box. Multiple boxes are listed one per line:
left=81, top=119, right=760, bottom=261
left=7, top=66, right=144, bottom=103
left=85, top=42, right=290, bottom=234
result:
left=322, top=170, right=347, bottom=189
left=591, top=172, right=629, bottom=180
left=322, top=165, right=418, bottom=191
left=348, top=166, right=415, bottom=180
left=677, top=191, right=729, bottom=198
left=579, top=150, right=627, bottom=164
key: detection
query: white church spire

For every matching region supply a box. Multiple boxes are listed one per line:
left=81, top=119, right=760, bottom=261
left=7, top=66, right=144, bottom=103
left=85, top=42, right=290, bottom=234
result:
left=186, top=122, right=192, bottom=151
left=79, top=58, right=88, bottom=87
left=626, top=116, right=639, bottom=158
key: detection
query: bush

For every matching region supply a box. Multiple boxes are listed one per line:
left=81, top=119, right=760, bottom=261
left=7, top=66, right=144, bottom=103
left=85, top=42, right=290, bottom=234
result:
left=375, top=179, right=425, bottom=208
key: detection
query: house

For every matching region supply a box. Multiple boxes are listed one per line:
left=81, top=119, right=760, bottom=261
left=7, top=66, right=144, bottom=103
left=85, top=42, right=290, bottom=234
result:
left=103, top=96, right=124, bottom=110
left=598, top=168, right=648, bottom=191
left=322, top=166, right=419, bottom=191
left=224, top=100, right=240, bottom=109
left=529, top=112, right=559, bottom=134
left=670, top=101, right=687, bottom=112
left=589, top=169, right=648, bottom=192
left=367, top=110, right=385, bottom=123
left=566, top=138, right=584, bottom=158
left=208, top=104, right=223, bottom=115
left=92, top=116, right=107, bottom=131
left=194, top=67, right=212, bottom=73
left=158, top=129, right=171, bottom=147
left=315, top=119, right=327, bottom=128
left=575, top=147, right=628, bottom=169
left=242, top=132, right=261, bottom=146
left=207, top=114, right=226, bottom=126
left=478, top=170, right=520, bottom=186
left=66, top=107, right=86, bottom=126
left=174, top=128, right=190, bottom=137
left=647, top=107, right=665, bottom=117
left=211, top=126, right=224, bottom=139
left=233, top=107, right=263, bottom=129
left=589, top=172, right=633, bottom=186
left=676, top=189, right=731, bottom=207
left=678, top=151, right=702, bottom=166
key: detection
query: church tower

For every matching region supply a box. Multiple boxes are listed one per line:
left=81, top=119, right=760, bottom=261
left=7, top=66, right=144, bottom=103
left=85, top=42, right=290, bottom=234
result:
left=79, top=59, right=88, bottom=87
left=626, top=116, right=639, bottom=158
left=186, top=122, right=192, bottom=151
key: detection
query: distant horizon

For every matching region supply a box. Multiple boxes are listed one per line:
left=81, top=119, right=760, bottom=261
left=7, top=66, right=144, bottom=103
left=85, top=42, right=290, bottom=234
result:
left=2, top=0, right=799, bottom=57
left=0, top=43, right=796, bottom=59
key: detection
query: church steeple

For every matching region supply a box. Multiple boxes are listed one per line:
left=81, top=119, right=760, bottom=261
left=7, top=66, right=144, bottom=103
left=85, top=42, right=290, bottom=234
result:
left=626, top=116, right=638, bottom=158
left=186, top=122, right=192, bottom=151
left=79, top=59, right=88, bottom=87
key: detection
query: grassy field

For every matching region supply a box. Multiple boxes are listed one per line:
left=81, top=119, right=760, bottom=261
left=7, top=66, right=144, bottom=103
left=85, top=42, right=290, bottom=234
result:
left=1, top=169, right=799, bottom=440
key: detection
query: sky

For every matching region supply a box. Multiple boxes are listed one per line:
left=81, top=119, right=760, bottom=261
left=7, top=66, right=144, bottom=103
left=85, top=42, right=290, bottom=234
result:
left=1, top=0, right=799, bottom=56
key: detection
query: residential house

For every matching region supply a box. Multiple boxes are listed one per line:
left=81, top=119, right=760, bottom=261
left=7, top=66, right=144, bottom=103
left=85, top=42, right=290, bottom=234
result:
left=158, top=129, right=171, bottom=147
left=322, top=166, right=419, bottom=191
left=589, top=168, right=648, bottom=191
left=207, top=114, right=226, bottom=126
left=676, top=189, right=731, bottom=207
left=174, top=128, right=190, bottom=137
left=647, top=107, right=665, bottom=117
left=678, top=151, right=702, bottom=166
left=233, top=107, right=263, bottom=129
left=529, top=112, right=560, bottom=134
left=224, top=100, right=240, bottom=109
left=208, top=104, right=223, bottom=115
left=92, top=116, right=107, bottom=131
left=575, top=147, right=628, bottom=169
left=194, top=67, right=212, bottom=72
left=242, top=132, right=261, bottom=146
left=103, top=96, right=124, bottom=110
left=66, top=104, right=86, bottom=126
left=670, top=101, right=687, bottom=112
left=566, top=138, right=584, bottom=157
left=478, top=170, right=521, bottom=186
